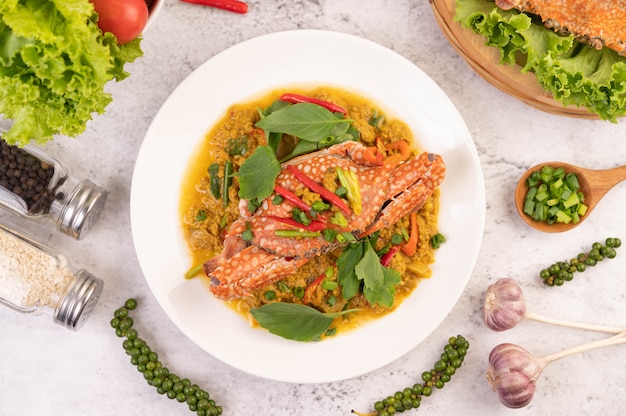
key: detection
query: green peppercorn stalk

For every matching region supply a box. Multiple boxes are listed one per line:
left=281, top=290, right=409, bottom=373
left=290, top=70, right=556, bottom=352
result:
left=539, top=238, right=621, bottom=287
left=351, top=335, right=469, bottom=416
left=110, top=298, right=223, bottom=416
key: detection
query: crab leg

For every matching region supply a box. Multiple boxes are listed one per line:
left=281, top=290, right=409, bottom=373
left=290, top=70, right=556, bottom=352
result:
left=208, top=246, right=310, bottom=300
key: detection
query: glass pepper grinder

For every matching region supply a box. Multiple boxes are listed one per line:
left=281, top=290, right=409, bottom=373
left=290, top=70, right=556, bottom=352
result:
left=0, top=138, right=108, bottom=240
left=0, top=223, right=104, bottom=330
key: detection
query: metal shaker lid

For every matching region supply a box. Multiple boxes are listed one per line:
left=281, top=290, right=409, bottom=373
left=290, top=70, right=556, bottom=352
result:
left=53, top=269, right=104, bottom=331
left=57, top=179, right=107, bottom=240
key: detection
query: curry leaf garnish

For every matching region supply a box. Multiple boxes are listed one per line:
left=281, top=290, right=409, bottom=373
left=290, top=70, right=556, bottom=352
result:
left=250, top=303, right=358, bottom=342
left=255, top=103, right=354, bottom=143
left=237, top=145, right=280, bottom=200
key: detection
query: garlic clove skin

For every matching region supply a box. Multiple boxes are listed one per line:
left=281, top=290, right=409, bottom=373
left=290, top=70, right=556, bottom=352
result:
left=486, top=343, right=545, bottom=408
left=482, top=277, right=527, bottom=332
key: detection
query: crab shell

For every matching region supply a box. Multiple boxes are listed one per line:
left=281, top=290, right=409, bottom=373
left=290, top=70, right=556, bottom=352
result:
left=204, top=141, right=445, bottom=300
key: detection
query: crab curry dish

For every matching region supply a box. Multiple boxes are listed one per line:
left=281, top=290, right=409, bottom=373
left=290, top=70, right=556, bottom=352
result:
left=180, top=87, right=446, bottom=341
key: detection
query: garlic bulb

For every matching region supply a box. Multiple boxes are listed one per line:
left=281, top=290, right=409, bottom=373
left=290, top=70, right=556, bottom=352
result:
left=482, top=278, right=625, bottom=334
left=486, top=343, right=545, bottom=408
left=486, top=333, right=626, bottom=408
left=482, top=278, right=526, bottom=331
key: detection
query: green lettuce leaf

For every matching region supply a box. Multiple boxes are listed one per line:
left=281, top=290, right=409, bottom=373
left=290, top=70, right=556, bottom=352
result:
left=455, top=0, right=626, bottom=121
left=0, top=0, right=143, bottom=146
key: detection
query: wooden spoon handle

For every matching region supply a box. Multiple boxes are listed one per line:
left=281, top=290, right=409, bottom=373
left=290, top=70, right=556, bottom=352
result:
left=584, top=165, right=626, bottom=198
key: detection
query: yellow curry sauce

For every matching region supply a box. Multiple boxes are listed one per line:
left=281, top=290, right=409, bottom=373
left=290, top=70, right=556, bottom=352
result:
left=180, top=86, right=440, bottom=336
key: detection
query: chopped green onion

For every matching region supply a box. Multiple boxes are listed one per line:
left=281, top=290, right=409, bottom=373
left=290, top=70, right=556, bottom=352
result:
left=223, top=161, right=233, bottom=207
left=322, top=228, right=338, bottom=242
left=208, top=163, right=221, bottom=200
left=274, top=230, right=321, bottom=238
left=264, top=290, right=276, bottom=300
left=242, top=221, right=253, bottom=241
left=431, top=233, right=446, bottom=249
left=195, top=209, right=207, bottom=222
left=335, top=187, right=348, bottom=197
left=312, top=200, right=331, bottom=211
left=291, top=207, right=312, bottom=226
left=277, top=281, right=290, bottom=293
left=322, top=280, right=338, bottom=291
left=523, top=166, right=586, bottom=225
left=330, top=212, right=348, bottom=227
left=184, top=264, right=204, bottom=279
left=248, top=198, right=261, bottom=214
left=293, top=287, right=305, bottom=299
left=272, top=195, right=284, bottom=205
left=391, top=233, right=404, bottom=245
left=326, top=295, right=337, bottom=307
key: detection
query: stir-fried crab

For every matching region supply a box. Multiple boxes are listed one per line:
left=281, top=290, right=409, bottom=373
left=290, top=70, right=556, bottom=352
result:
left=203, top=141, right=445, bottom=300
left=495, top=0, right=626, bottom=56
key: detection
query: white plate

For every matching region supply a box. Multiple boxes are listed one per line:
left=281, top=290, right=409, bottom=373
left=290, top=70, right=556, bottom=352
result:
left=130, top=30, right=485, bottom=384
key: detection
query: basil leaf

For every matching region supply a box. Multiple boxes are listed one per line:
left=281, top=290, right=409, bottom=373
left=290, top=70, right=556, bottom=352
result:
left=238, top=145, right=280, bottom=200
left=250, top=303, right=357, bottom=342
left=255, top=103, right=353, bottom=143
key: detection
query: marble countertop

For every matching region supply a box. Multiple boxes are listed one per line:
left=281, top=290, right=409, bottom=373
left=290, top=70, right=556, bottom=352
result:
left=2, top=1, right=625, bottom=415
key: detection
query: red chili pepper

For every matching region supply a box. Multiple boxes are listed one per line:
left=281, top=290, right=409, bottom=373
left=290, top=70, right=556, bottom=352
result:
left=265, top=216, right=326, bottom=232
left=180, top=0, right=248, bottom=14
left=279, top=93, right=347, bottom=115
left=303, top=272, right=327, bottom=304
left=286, top=165, right=352, bottom=216
left=274, top=185, right=312, bottom=213
left=380, top=246, right=400, bottom=267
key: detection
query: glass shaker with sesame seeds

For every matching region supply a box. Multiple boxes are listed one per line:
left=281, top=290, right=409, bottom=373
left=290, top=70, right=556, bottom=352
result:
left=0, top=138, right=108, bottom=240
left=0, top=223, right=103, bottom=330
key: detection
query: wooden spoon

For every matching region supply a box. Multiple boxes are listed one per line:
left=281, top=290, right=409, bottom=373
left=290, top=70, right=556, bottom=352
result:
left=515, top=162, right=626, bottom=233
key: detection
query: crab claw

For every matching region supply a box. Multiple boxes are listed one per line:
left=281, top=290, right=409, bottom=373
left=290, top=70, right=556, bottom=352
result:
left=208, top=246, right=310, bottom=300
left=361, top=152, right=445, bottom=237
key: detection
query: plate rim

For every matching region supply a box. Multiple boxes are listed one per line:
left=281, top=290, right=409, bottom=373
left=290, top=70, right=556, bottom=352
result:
left=130, top=29, right=486, bottom=383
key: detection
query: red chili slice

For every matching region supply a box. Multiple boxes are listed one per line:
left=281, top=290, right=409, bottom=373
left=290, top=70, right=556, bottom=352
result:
left=279, top=93, right=347, bottom=115
left=380, top=246, right=400, bottom=267
left=286, top=165, right=351, bottom=216
left=265, top=216, right=326, bottom=232
left=274, top=185, right=312, bottom=213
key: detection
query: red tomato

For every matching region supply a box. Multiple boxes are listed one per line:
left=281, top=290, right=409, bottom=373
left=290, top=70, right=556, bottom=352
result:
left=90, top=0, right=149, bottom=44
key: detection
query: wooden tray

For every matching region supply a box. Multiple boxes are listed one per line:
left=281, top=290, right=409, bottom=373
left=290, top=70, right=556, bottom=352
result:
left=429, top=0, right=600, bottom=119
